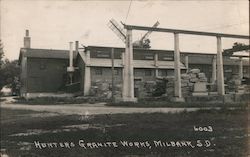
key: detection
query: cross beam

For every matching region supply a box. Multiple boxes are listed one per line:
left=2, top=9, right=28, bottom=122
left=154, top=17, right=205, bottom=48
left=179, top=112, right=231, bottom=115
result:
left=123, top=24, right=250, bottom=39
left=121, top=23, right=249, bottom=101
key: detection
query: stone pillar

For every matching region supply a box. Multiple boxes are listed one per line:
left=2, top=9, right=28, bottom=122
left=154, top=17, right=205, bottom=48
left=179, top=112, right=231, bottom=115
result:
left=122, top=29, right=136, bottom=101
left=211, top=55, right=217, bottom=84
left=216, top=36, right=225, bottom=95
left=239, top=57, right=243, bottom=79
left=84, top=50, right=91, bottom=95
left=174, top=33, right=182, bottom=99
left=154, top=52, right=158, bottom=77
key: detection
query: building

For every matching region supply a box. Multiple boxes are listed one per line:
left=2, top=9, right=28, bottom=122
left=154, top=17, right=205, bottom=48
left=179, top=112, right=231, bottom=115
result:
left=19, top=30, right=74, bottom=98
left=19, top=30, right=249, bottom=99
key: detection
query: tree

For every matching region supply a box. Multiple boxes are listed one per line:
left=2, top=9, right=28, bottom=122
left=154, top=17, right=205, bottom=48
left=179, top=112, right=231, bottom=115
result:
left=0, top=39, right=4, bottom=67
left=0, top=40, right=20, bottom=93
left=223, top=42, right=250, bottom=56
left=0, top=39, right=5, bottom=91
left=0, top=60, right=20, bottom=93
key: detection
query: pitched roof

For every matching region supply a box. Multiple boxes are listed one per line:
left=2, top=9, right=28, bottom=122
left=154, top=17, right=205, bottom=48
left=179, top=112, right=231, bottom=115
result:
left=18, top=48, right=76, bottom=64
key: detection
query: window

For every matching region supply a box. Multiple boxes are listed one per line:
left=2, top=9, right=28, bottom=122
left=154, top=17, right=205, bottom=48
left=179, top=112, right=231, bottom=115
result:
left=145, top=69, right=152, bottom=76
left=160, top=70, right=167, bottom=76
left=243, top=68, right=248, bottom=73
left=133, top=51, right=154, bottom=60
left=144, top=55, right=154, bottom=60
left=114, top=69, right=119, bottom=75
left=40, top=62, right=46, bottom=70
left=158, top=52, right=174, bottom=61
left=96, top=51, right=110, bottom=58
left=134, top=69, right=140, bottom=76
left=95, top=68, right=102, bottom=75
left=162, top=56, right=174, bottom=61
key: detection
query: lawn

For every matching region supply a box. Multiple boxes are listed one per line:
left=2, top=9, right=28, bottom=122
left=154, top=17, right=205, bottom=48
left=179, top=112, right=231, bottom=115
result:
left=0, top=107, right=248, bottom=157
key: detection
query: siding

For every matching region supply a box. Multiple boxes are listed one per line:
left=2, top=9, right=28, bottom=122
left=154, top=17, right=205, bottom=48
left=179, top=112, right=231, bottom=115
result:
left=20, top=57, right=27, bottom=96
left=26, top=58, right=68, bottom=92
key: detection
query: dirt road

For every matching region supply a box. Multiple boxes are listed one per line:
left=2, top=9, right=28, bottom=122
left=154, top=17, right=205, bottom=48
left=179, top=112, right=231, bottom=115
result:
left=0, top=97, right=199, bottom=115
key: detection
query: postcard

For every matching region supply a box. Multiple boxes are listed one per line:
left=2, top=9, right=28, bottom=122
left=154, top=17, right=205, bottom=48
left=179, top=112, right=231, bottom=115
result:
left=0, top=1, right=249, bottom=157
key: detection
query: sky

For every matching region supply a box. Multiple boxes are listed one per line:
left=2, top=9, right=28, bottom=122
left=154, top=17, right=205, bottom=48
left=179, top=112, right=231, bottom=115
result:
left=0, top=0, right=249, bottom=60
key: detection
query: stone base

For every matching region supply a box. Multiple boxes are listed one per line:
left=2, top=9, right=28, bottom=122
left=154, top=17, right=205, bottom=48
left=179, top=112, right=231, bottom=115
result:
left=25, top=93, right=75, bottom=99
left=209, top=92, right=218, bottom=95
left=171, top=97, right=185, bottom=102
left=192, top=92, right=208, bottom=96
left=223, top=94, right=234, bottom=103
left=237, top=90, right=245, bottom=94
left=121, top=97, right=138, bottom=102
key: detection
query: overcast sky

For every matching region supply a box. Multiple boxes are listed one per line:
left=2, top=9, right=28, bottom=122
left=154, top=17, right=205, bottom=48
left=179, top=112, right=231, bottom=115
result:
left=0, top=0, right=249, bottom=60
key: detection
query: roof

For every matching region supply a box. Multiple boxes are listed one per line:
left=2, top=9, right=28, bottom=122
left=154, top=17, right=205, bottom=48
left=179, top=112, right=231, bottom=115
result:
left=187, top=54, right=249, bottom=66
left=86, top=45, right=214, bottom=54
left=83, top=46, right=249, bottom=66
left=86, top=45, right=250, bottom=57
left=18, top=48, right=75, bottom=64
left=19, top=46, right=249, bottom=66
left=87, top=58, right=186, bottom=69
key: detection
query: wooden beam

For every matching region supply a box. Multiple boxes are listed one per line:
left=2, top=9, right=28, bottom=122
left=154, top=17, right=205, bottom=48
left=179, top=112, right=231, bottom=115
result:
left=123, top=24, right=249, bottom=39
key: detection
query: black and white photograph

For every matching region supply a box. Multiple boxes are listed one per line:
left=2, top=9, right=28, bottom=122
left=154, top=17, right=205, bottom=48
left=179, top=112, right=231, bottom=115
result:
left=0, top=0, right=249, bottom=157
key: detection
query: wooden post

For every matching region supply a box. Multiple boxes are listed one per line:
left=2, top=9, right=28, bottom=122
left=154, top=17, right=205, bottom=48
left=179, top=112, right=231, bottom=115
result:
left=239, top=57, right=243, bottom=79
left=211, top=55, right=217, bottom=84
left=154, top=52, right=158, bottom=77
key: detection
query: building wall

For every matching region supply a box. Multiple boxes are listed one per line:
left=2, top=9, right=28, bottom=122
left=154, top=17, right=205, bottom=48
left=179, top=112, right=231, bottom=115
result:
left=76, top=56, right=85, bottom=91
left=89, top=67, right=171, bottom=83
left=88, top=46, right=175, bottom=61
left=89, top=47, right=123, bottom=59
left=26, top=58, right=68, bottom=92
left=20, top=57, right=27, bottom=97
left=134, top=68, right=156, bottom=81
left=158, top=69, right=174, bottom=77
left=90, top=67, right=123, bottom=84
left=78, top=47, right=250, bottom=98
left=85, top=47, right=186, bottom=98
left=243, top=66, right=249, bottom=78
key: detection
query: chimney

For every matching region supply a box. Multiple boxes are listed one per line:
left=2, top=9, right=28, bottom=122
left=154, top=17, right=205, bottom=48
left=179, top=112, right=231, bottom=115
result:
left=69, top=42, right=74, bottom=68
left=67, top=42, right=75, bottom=84
left=24, top=30, right=31, bottom=48
left=75, top=41, right=79, bottom=54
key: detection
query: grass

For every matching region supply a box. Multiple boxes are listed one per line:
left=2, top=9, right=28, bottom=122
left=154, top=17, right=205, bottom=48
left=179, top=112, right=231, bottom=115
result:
left=107, top=100, right=249, bottom=108
left=0, top=107, right=248, bottom=157
left=13, top=96, right=249, bottom=109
